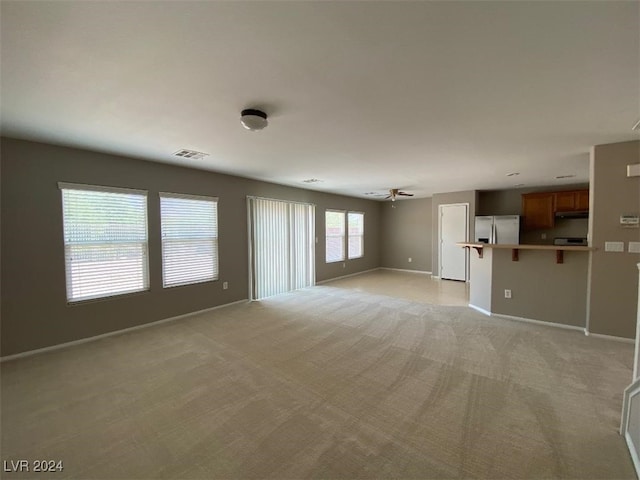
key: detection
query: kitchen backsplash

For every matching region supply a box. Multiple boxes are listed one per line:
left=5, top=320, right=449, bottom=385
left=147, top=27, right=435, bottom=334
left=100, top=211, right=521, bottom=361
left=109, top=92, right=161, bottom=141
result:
left=520, top=217, right=589, bottom=245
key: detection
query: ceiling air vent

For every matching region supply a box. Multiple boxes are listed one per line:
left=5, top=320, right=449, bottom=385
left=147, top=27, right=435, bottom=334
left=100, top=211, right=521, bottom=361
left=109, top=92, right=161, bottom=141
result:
left=302, top=178, right=322, bottom=183
left=173, top=149, right=209, bottom=160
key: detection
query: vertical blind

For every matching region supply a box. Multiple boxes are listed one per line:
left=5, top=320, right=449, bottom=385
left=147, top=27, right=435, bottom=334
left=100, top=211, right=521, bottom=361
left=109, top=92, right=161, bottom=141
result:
left=160, top=193, right=218, bottom=288
left=248, top=197, right=315, bottom=300
left=325, top=210, right=345, bottom=262
left=348, top=212, right=364, bottom=259
left=60, top=183, right=149, bottom=302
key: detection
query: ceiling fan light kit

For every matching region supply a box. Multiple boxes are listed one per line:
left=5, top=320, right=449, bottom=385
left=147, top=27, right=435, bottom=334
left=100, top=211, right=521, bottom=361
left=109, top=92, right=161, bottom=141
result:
left=385, top=188, right=414, bottom=201
left=240, top=109, right=268, bottom=131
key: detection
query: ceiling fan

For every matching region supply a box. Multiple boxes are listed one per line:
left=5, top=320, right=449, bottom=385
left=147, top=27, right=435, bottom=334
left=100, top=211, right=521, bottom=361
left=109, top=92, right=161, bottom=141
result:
left=385, top=188, right=414, bottom=201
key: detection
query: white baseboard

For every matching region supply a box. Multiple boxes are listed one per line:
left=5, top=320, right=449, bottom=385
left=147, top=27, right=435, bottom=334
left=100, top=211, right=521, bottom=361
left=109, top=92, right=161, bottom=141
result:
left=379, top=267, right=432, bottom=275
left=470, top=308, right=634, bottom=341
left=316, top=268, right=380, bottom=285
left=468, top=304, right=492, bottom=316
left=0, top=299, right=249, bottom=363
left=584, top=331, right=635, bottom=343
left=492, top=313, right=584, bottom=332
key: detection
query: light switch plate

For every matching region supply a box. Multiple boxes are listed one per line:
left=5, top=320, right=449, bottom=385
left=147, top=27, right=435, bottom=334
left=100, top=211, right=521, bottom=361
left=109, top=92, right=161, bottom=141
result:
left=605, top=241, right=624, bottom=252
left=629, top=241, right=640, bottom=254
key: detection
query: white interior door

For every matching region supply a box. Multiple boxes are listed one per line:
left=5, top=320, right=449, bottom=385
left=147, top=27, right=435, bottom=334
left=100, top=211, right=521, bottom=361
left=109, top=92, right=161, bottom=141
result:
left=439, top=204, right=468, bottom=281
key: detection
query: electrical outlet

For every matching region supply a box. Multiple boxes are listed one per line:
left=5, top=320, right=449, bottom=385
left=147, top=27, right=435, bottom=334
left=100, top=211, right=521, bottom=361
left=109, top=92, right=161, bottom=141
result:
left=504, top=289, right=512, bottom=299
left=408, top=257, right=412, bottom=263
left=541, top=233, right=546, bottom=240
left=223, top=282, right=228, bottom=290
left=342, top=262, right=346, bottom=268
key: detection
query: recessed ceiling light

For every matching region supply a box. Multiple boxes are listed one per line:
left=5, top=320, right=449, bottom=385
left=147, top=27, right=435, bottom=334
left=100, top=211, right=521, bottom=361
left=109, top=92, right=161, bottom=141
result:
left=514, top=183, right=525, bottom=187
left=506, top=172, right=520, bottom=177
left=302, top=178, right=322, bottom=183
left=173, top=149, right=209, bottom=160
left=555, top=174, right=576, bottom=179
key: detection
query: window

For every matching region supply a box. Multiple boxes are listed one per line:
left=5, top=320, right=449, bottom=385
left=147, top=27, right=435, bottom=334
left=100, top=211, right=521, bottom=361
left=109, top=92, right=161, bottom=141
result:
left=60, top=183, right=149, bottom=302
left=325, top=210, right=365, bottom=263
left=348, top=212, right=364, bottom=259
left=325, top=210, right=345, bottom=262
left=160, top=193, right=218, bottom=288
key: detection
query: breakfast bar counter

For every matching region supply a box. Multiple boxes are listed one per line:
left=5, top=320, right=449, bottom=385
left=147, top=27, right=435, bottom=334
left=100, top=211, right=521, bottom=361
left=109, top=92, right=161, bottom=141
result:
left=458, top=242, right=594, bottom=263
left=457, top=242, right=594, bottom=329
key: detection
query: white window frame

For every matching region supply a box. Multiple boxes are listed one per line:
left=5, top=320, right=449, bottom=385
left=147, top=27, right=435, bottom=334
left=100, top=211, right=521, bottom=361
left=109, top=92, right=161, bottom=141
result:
left=325, top=209, right=346, bottom=263
left=160, top=192, right=219, bottom=288
left=348, top=211, right=365, bottom=259
left=59, top=182, right=149, bottom=303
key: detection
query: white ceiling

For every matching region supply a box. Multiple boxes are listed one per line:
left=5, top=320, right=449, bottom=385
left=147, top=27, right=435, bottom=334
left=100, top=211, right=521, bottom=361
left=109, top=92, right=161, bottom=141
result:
left=1, top=1, right=638, bottom=199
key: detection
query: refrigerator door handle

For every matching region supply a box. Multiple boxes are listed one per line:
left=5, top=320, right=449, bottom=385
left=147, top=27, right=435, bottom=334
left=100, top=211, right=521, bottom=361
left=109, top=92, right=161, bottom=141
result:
left=493, top=223, right=497, bottom=244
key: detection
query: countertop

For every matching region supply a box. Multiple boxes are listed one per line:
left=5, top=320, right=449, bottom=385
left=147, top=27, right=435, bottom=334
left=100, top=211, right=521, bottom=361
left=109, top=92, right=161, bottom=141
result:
left=457, top=242, right=594, bottom=251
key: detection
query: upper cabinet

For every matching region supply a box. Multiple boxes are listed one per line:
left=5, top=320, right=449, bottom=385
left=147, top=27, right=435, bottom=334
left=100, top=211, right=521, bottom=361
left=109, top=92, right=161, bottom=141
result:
left=575, top=190, right=589, bottom=210
left=522, top=192, right=555, bottom=230
left=522, top=189, right=589, bottom=230
left=555, top=189, right=589, bottom=212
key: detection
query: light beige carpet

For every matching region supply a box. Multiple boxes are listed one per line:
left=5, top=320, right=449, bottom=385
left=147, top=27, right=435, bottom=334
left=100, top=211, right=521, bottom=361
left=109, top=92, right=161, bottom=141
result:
left=1, top=282, right=636, bottom=479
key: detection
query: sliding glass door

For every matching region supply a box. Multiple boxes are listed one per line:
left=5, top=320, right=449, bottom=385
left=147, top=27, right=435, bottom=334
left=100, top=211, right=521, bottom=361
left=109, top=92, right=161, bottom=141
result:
left=248, top=197, right=315, bottom=300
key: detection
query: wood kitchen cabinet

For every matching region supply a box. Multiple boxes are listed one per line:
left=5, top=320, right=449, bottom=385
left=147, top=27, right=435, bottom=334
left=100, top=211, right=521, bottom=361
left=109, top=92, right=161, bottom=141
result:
left=522, top=192, right=555, bottom=230
left=555, top=189, right=589, bottom=212
left=522, top=188, right=589, bottom=230
left=576, top=190, right=589, bottom=210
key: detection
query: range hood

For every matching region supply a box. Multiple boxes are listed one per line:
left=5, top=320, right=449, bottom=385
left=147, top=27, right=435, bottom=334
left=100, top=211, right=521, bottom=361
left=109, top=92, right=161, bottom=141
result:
left=555, top=210, right=589, bottom=219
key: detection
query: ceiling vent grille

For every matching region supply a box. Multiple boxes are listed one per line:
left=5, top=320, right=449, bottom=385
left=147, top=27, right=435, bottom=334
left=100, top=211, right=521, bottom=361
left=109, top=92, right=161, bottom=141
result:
left=173, top=149, right=209, bottom=160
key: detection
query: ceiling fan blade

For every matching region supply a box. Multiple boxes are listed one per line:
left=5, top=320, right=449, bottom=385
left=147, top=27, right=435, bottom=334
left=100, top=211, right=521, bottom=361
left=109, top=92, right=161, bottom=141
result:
left=384, top=195, right=391, bottom=199
left=398, top=192, right=414, bottom=196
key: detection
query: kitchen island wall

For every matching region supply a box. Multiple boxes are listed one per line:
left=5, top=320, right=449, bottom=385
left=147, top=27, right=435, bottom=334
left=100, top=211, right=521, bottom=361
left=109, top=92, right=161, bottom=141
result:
left=469, top=245, right=589, bottom=328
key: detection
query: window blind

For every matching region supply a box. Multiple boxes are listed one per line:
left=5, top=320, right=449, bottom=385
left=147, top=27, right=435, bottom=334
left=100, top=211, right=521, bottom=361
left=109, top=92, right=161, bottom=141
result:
left=325, top=210, right=345, bottom=263
left=160, top=193, right=218, bottom=288
left=348, top=212, right=364, bottom=259
left=60, top=184, right=149, bottom=302
left=248, top=197, right=315, bottom=300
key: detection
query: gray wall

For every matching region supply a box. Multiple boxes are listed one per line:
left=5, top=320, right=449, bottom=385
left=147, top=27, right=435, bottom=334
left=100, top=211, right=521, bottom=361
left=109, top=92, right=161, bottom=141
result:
left=478, top=184, right=589, bottom=245
left=380, top=197, right=432, bottom=272
left=1, top=138, right=381, bottom=356
left=469, top=247, right=589, bottom=328
left=431, top=190, right=477, bottom=277
left=490, top=248, right=589, bottom=327
left=587, top=140, right=640, bottom=338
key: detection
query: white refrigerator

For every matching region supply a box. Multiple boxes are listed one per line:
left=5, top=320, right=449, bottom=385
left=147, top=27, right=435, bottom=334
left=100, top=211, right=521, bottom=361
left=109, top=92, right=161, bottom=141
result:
left=474, top=215, right=520, bottom=245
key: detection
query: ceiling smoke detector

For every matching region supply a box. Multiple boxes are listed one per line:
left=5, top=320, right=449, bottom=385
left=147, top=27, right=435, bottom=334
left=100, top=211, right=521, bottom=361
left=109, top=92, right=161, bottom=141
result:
left=240, top=109, right=268, bottom=131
